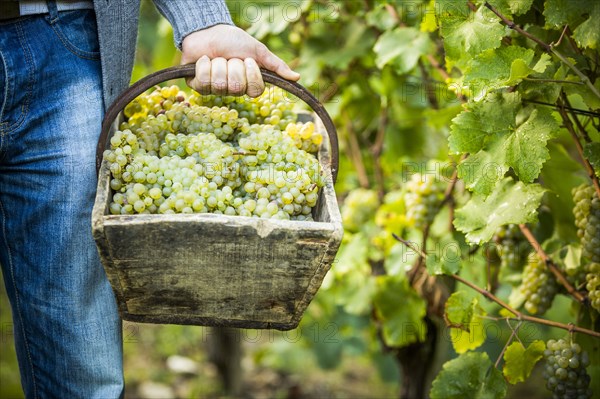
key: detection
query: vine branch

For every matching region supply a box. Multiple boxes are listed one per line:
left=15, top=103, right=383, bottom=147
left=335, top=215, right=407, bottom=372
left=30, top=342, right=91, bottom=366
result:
left=451, top=274, right=600, bottom=339
left=393, top=236, right=600, bottom=339
left=518, top=224, right=587, bottom=304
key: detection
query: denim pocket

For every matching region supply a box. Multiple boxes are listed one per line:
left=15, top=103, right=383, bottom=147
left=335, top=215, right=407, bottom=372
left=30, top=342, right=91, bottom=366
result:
left=48, top=10, right=100, bottom=60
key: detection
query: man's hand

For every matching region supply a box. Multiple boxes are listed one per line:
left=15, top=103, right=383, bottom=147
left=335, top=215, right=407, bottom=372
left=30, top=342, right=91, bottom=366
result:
left=181, top=24, right=300, bottom=98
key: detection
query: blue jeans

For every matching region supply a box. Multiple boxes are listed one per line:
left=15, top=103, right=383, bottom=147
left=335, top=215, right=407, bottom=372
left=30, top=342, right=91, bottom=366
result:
left=0, top=7, right=124, bottom=398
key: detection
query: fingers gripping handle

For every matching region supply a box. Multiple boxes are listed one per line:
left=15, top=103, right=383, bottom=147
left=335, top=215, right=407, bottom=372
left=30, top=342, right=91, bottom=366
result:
left=96, top=65, right=339, bottom=183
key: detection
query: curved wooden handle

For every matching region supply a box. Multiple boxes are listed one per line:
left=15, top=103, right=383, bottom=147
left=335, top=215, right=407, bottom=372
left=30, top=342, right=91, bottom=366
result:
left=96, top=65, right=339, bottom=183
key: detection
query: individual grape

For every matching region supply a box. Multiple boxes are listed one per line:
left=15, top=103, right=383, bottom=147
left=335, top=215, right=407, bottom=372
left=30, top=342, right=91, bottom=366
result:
left=542, top=338, right=592, bottom=399
left=404, top=173, right=445, bottom=229
left=493, top=224, right=530, bottom=270
left=519, top=254, right=559, bottom=315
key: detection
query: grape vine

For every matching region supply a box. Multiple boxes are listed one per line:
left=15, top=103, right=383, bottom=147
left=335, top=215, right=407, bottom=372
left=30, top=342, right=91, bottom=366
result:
left=225, top=1, right=600, bottom=398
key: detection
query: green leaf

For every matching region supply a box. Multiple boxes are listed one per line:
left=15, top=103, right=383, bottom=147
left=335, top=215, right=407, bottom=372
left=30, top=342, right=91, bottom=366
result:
left=458, top=140, right=508, bottom=195
left=449, top=92, right=519, bottom=154
left=430, top=352, right=507, bottom=399
left=365, top=3, right=398, bottom=31
left=520, top=61, right=566, bottom=104
left=543, top=0, right=588, bottom=28
left=421, top=0, right=437, bottom=32
left=573, top=3, right=600, bottom=49
left=464, top=46, right=536, bottom=96
left=504, top=106, right=559, bottom=183
left=564, top=244, right=582, bottom=274
left=445, top=292, right=487, bottom=353
left=373, top=275, right=427, bottom=347
left=426, top=237, right=462, bottom=275
left=452, top=95, right=559, bottom=194
left=454, top=177, right=546, bottom=244
left=584, top=142, right=600, bottom=177
left=503, top=340, right=545, bottom=384
left=336, top=232, right=370, bottom=275
left=374, top=27, right=432, bottom=74
left=439, top=5, right=505, bottom=71
left=484, top=0, right=534, bottom=16
left=532, top=53, right=552, bottom=73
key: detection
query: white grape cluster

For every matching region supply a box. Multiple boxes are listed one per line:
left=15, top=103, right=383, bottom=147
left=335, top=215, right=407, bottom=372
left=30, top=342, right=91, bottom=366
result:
left=103, top=86, right=325, bottom=221
left=543, top=339, right=592, bottom=399
left=341, top=189, right=379, bottom=233
left=493, top=224, right=530, bottom=270
left=572, top=184, right=600, bottom=312
left=519, top=254, right=559, bottom=315
left=404, top=173, right=445, bottom=229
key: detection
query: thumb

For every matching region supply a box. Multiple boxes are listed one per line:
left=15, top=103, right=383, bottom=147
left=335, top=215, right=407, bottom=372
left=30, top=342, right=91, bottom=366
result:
left=255, top=43, right=300, bottom=81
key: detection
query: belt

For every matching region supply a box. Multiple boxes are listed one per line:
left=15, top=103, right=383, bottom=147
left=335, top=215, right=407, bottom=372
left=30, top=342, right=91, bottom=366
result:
left=0, top=2, right=20, bottom=19
left=0, top=1, right=94, bottom=21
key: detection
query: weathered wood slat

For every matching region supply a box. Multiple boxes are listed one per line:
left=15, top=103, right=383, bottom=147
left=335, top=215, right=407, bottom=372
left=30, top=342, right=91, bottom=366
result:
left=92, top=114, right=342, bottom=330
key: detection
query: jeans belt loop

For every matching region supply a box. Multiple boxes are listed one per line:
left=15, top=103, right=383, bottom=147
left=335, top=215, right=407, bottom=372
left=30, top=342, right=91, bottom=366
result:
left=46, top=0, right=59, bottom=23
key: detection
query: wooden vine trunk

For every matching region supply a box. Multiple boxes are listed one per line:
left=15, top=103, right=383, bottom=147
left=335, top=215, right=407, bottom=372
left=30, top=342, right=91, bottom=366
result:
left=92, top=116, right=342, bottom=330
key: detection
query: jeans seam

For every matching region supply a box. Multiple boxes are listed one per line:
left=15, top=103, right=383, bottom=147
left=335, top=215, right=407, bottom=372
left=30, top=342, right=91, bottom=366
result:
left=0, top=198, right=39, bottom=398
left=47, top=15, right=101, bottom=61
left=1, top=21, right=35, bottom=136
left=0, top=48, right=7, bottom=128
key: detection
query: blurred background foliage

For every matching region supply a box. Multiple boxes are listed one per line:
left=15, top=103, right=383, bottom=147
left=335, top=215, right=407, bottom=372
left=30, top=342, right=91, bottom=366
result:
left=2, top=0, right=598, bottom=398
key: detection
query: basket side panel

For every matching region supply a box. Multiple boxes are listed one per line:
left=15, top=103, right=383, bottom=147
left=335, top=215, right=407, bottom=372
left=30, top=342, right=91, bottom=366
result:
left=290, top=113, right=344, bottom=325
left=92, top=162, right=128, bottom=314
left=103, top=219, right=334, bottom=325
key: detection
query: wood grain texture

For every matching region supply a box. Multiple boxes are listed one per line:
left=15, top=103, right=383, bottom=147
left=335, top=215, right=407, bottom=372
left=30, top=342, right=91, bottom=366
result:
left=92, top=114, right=342, bottom=330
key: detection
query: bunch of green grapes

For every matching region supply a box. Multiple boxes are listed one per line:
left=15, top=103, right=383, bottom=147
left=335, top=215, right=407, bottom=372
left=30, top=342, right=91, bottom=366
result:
left=341, top=189, right=379, bottom=233
left=284, top=121, right=323, bottom=153
left=572, top=184, right=600, bottom=261
left=586, top=263, right=600, bottom=311
left=103, top=86, right=324, bottom=221
left=572, top=184, right=600, bottom=312
left=404, top=173, right=445, bottom=229
left=542, top=338, right=592, bottom=399
left=493, top=224, right=530, bottom=269
left=190, top=86, right=296, bottom=129
left=519, top=254, right=559, bottom=315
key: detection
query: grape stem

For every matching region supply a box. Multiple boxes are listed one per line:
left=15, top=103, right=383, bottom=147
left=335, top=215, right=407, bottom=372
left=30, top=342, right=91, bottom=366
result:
left=518, top=224, right=588, bottom=304
left=481, top=2, right=600, bottom=101
left=393, top=235, right=600, bottom=338
left=556, top=98, right=600, bottom=199
left=494, top=320, right=522, bottom=369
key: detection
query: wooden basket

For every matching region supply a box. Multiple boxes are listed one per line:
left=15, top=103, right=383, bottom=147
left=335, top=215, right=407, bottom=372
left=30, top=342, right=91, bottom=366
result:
left=92, top=65, right=343, bottom=330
